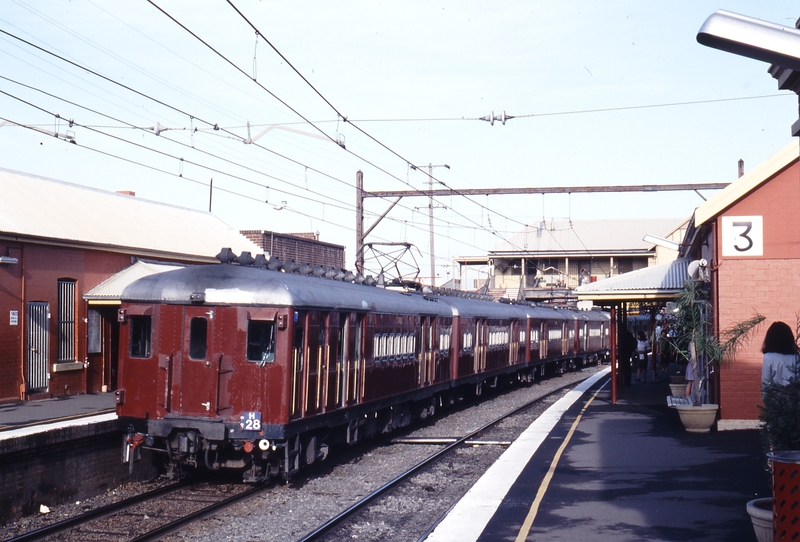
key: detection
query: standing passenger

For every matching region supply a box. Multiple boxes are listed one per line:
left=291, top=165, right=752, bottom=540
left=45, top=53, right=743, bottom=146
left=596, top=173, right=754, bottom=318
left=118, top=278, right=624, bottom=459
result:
left=619, top=329, right=635, bottom=386
left=762, top=321, right=799, bottom=387
left=635, top=331, right=650, bottom=383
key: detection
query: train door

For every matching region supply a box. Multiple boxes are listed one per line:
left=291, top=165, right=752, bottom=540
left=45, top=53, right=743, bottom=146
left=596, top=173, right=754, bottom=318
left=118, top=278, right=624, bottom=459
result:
left=27, top=301, right=49, bottom=393
left=419, top=316, right=435, bottom=386
left=290, top=311, right=306, bottom=419
left=510, top=321, right=520, bottom=366
left=523, top=320, right=532, bottom=363
left=582, top=321, right=589, bottom=352
left=177, top=306, right=219, bottom=417
left=540, top=321, right=548, bottom=359
left=337, top=313, right=348, bottom=408
left=347, top=314, right=365, bottom=405
left=324, top=313, right=339, bottom=412
left=474, top=319, right=487, bottom=373
left=304, top=311, right=324, bottom=417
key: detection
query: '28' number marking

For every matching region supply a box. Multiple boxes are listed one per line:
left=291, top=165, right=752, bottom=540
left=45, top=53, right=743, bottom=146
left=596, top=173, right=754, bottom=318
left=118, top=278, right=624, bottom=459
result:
left=243, top=418, right=261, bottom=431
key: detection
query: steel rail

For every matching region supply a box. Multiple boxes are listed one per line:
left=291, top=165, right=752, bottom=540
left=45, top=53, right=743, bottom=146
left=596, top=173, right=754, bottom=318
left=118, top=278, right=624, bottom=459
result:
left=131, top=484, right=268, bottom=542
left=7, top=481, right=187, bottom=542
left=295, top=375, right=588, bottom=542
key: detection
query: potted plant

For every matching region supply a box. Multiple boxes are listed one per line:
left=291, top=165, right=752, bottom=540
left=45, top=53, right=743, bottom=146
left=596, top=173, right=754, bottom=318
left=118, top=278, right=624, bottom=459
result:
left=666, top=279, right=764, bottom=432
left=758, top=355, right=800, bottom=542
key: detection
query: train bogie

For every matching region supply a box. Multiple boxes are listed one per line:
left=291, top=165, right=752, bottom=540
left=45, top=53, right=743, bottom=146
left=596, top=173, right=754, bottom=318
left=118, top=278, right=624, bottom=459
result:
left=116, top=251, right=608, bottom=482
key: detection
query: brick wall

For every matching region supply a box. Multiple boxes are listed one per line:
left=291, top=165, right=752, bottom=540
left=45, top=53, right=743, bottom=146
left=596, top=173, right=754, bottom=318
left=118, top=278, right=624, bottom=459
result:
left=0, top=242, right=157, bottom=402
left=0, top=424, right=159, bottom=525
left=717, top=258, right=800, bottom=420
left=0, top=243, right=23, bottom=401
left=241, top=230, right=346, bottom=269
left=713, top=160, right=800, bottom=421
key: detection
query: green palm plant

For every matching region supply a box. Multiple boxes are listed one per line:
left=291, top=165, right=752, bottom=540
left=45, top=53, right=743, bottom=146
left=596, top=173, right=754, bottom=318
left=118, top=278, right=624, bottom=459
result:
left=666, top=279, right=764, bottom=406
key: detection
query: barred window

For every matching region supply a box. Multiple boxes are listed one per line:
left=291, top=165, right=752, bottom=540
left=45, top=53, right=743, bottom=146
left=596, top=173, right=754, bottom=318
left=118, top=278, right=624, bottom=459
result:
left=57, top=279, right=76, bottom=363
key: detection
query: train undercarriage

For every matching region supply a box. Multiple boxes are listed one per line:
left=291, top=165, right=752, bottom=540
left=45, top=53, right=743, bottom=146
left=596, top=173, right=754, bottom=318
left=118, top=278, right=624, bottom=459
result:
left=122, top=355, right=603, bottom=483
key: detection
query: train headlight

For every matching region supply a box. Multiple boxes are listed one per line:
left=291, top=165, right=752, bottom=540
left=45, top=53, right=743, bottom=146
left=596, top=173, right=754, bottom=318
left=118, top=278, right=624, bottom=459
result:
left=258, top=439, right=270, bottom=451
left=145, top=435, right=155, bottom=447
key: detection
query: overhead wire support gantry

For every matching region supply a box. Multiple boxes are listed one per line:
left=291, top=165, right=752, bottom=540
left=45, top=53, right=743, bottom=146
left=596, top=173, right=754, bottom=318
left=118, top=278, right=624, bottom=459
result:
left=364, top=182, right=730, bottom=198
left=356, top=181, right=729, bottom=284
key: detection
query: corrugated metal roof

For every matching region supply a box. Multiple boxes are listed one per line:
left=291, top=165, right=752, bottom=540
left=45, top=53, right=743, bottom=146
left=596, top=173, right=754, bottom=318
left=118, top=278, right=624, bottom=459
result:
left=694, top=141, right=799, bottom=226
left=491, top=218, right=686, bottom=255
left=574, top=257, right=690, bottom=301
left=84, top=260, right=185, bottom=302
left=0, top=168, right=261, bottom=261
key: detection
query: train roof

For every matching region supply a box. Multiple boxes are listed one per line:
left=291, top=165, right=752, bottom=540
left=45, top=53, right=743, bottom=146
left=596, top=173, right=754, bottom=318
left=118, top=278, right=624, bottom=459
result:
left=121, top=263, right=608, bottom=323
left=121, top=263, right=453, bottom=316
left=433, top=295, right=530, bottom=320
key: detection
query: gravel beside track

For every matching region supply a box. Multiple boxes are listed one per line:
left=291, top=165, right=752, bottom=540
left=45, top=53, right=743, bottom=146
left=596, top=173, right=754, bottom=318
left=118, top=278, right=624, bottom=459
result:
left=0, top=366, right=603, bottom=542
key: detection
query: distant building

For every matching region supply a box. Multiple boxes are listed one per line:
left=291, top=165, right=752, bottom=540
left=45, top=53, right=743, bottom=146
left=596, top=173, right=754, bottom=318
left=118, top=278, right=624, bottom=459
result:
left=456, top=218, right=687, bottom=303
left=0, top=168, right=261, bottom=403
left=241, top=230, right=345, bottom=269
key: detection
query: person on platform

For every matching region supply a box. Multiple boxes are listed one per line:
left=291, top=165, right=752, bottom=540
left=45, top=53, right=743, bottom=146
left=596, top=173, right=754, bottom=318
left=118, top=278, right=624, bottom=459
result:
left=658, top=328, right=671, bottom=377
left=635, top=331, right=650, bottom=383
left=619, top=329, right=635, bottom=386
left=761, top=321, right=799, bottom=387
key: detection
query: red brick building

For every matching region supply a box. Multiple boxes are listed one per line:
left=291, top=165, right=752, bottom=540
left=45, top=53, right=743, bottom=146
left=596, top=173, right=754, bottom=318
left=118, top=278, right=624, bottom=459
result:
left=683, top=141, right=800, bottom=427
left=241, top=230, right=345, bottom=269
left=0, top=168, right=261, bottom=403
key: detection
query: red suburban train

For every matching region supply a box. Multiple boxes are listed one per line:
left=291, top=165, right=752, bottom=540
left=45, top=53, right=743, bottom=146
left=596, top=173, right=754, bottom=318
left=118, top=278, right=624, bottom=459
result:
left=116, top=249, right=608, bottom=482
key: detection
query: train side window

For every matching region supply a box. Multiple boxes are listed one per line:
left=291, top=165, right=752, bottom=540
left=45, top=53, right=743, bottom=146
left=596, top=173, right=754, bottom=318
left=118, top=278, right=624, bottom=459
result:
left=189, top=317, right=208, bottom=360
left=129, top=315, right=152, bottom=358
left=374, top=334, right=386, bottom=362
left=439, top=331, right=450, bottom=353
left=247, top=320, right=275, bottom=364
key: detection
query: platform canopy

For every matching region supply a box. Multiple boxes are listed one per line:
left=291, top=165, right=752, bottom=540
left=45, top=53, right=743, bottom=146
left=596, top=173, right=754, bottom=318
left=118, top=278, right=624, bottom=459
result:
left=574, top=258, right=691, bottom=304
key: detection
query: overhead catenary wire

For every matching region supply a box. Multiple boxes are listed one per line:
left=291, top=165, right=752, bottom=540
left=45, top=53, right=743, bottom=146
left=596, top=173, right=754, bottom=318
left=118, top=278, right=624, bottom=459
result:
left=0, top=7, right=737, bottom=269
left=147, top=0, right=531, bottom=254
left=0, top=74, right=489, bottom=257
left=0, top=29, right=491, bottom=253
left=0, top=22, right=511, bottom=255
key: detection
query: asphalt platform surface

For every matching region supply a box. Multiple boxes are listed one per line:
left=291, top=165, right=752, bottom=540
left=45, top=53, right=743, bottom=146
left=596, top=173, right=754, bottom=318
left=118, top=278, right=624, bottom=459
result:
left=430, top=369, right=770, bottom=542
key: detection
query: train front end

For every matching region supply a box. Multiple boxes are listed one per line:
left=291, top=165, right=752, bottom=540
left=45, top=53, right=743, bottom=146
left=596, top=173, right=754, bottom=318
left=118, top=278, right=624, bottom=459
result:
left=115, top=263, right=294, bottom=482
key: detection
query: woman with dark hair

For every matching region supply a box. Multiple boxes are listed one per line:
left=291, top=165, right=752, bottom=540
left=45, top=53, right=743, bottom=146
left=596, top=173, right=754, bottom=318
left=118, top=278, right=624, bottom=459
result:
left=762, top=321, right=799, bottom=386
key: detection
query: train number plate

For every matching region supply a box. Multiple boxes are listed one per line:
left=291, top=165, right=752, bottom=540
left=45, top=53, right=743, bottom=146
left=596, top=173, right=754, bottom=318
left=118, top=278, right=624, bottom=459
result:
left=239, top=411, right=262, bottom=431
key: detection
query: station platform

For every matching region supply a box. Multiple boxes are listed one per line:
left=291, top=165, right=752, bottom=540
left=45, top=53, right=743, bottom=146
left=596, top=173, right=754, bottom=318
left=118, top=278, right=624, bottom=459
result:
left=425, top=367, right=769, bottom=542
left=0, top=392, right=117, bottom=453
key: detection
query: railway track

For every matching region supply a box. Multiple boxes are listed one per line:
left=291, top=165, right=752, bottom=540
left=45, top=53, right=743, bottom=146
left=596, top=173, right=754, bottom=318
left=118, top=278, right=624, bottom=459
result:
left=7, top=479, right=268, bottom=542
left=293, top=374, right=591, bottom=542
left=2, top=367, right=602, bottom=542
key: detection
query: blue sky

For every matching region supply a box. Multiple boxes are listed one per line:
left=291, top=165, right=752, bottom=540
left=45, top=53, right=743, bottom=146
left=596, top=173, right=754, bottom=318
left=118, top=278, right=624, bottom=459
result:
left=1, top=1, right=798, bottom=285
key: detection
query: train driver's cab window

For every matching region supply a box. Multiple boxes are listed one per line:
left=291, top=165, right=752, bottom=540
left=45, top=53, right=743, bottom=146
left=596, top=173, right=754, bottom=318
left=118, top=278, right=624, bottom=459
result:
left=189, top=317, right=208, bottom=360
left=129, top=315, right=152, bottom=358
left=247, top=320, right=276, bottom=364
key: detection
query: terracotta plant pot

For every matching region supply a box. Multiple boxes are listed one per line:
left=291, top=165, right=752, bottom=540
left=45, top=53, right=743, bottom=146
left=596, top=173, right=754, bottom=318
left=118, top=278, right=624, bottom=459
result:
left=675, top=404, right=718, bottom=433
left=746, top=498, right=772, bottom=542
left=768, top=451, right=800, bottom=541
left=669, top=383, right=686, bottom=397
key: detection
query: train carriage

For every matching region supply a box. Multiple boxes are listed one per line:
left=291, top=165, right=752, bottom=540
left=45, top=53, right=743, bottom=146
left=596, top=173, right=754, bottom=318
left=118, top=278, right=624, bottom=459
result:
left=116, top=252, right=608, bottom=482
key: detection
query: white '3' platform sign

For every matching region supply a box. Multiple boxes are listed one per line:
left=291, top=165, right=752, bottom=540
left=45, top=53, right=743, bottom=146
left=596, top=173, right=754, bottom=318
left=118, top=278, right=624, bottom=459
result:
left=721, top=216, right=763, bottom=257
